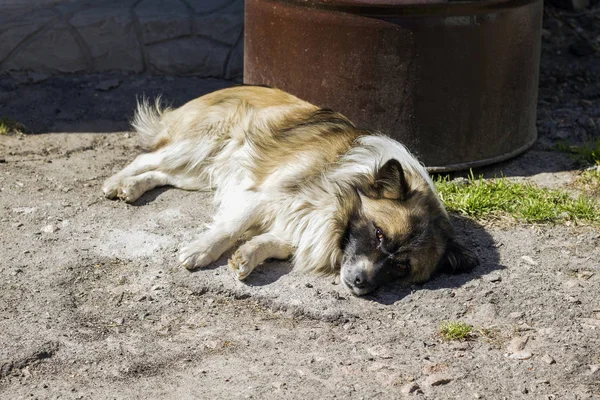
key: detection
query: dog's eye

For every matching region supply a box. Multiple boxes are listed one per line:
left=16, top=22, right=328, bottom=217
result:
left=400, top=260, right=411, bottom=271
left=375, top=227, right=384, bottom=243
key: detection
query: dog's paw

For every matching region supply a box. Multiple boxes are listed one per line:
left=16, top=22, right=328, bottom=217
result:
left=116, top=178, right=144, bottom=203
left=178, top=244, right=215, bottom=270
left=102, top=177, right=143, bottom=203
left=102, top=178, right=121, bottom=199
left=228, top=249, right=256, bottom=281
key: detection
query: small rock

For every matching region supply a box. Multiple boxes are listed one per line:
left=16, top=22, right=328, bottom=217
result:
left=509, top=311, right=525, bottom=320
left=506, top=351, right=533, bottom=360
left=507, top=335, right=529, bottom=352
left=423, top=373, right=452, bottom=387
left=541, top=29, right=551, bottom=40
left=569, top=39, right=596, bottom=57
left=578, top=116, right=596, bottom=130
left=205, top=340, right=220, bottom=350
left=577, top=271, right=594, bottom=280
left=123, top=132, right=131, bottom=139
left=272, top=381, right=285, bottom=389
left=95, top=79, right=120, bottom=91
left=367, top=346, right=393, bottom=359
left=485, top=273, right=502, bottom=283
left=521, top=256, right=538, bottom=266
left=589, top=364, right=600, bottom=375
left=331, top=291, right=346, bottom=300
left=401, top=382, right=421, bottom=394
left=516, top=323, right=534, bottom=332
left=21, top=366, right=32, bottom=378
left=541, top=354, right=556, bottom=365
left=422, top=363, right=448, bottom=375
left=41, top=224, right=59, bottom=233
left=452, top=177, right=470, bottom=187
left=563, top=280, right=581, bottom=289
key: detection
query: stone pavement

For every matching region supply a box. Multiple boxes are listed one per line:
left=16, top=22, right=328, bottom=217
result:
left=0, top=0, right=244, bottom=78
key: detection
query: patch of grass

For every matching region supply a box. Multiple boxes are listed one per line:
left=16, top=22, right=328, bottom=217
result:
left=556, top=138, right=600, bottom=167
left=575, top=167, right=600, bottom=197
left=435, top=172, right=600, bottom=225
left=440, top=321, right=473, bottom=341
left=0, top=117, right=25, bottom=136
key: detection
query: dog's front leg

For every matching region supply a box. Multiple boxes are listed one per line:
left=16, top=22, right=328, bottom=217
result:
left=179, top=197, right=259, bottom=270
left=228, top=233, right=294, bottom=280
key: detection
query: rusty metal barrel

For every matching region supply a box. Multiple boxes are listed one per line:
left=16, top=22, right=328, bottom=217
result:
left=244, top=0, right=543, bottom=172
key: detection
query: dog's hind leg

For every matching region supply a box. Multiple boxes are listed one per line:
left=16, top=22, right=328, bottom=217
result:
left=103, top=145, right=208, bottom=203
left=228, top=233, right=294, bottom=280
left=114, top=171, right=204, bottom=203
left=102, top=152, right=166, bottom=200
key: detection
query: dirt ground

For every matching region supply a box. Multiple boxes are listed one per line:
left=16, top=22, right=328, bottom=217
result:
left=1, top=4, right=600, bottom=399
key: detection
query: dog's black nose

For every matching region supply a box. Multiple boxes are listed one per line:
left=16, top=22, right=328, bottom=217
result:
left=353, top=273, right=367, bottom=289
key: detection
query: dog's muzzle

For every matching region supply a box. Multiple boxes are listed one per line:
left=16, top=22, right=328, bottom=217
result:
left=341, top=257, right=377, bottom=296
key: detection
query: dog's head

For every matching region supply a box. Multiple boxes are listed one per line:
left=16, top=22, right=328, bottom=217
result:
left=341, top=159, right=478, bottom=296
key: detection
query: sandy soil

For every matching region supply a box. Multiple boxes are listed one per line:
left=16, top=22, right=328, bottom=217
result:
left=1, top=4, right=600, bottom=399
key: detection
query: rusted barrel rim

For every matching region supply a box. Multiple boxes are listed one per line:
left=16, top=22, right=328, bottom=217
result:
left=274, top=0, right=539, bottom=16
left=425, top=131, right=537, bottom=173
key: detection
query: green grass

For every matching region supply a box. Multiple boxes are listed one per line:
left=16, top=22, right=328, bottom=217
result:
left=0, top=117, right=24, bottom=136
left=577, top=168, right=600, bottom=197
left=435, top=172, right=600, bottom=225
left=556, top=138, right=600, bottom=167
left=440, top=321, right=473, bottom=341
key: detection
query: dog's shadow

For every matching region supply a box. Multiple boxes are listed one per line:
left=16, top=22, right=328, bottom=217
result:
left=185, top=250, right=293, bottom=287
left=365, top=214, right=503, bottom=305
left=242, top=260, right=293, bottom=287
left=130, top=187, right=172, bottom=206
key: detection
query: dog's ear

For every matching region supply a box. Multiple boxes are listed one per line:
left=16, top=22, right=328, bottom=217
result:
left=437, top=239, right=479, bottom=274
left=364, top=159, right=410, bottom=200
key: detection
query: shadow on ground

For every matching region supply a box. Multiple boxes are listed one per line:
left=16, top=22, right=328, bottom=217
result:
left=0, top=73, right=234, bottom=134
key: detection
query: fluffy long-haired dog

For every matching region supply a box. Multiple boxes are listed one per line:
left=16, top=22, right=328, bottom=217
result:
left=103, top=86, right=477, bottom=295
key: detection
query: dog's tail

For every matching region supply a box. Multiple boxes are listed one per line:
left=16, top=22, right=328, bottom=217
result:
left=132, top=96, right=170, bottom=151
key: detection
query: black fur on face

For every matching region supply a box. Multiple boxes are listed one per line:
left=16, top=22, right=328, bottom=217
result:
left=340, top=213, right=413, bottom=296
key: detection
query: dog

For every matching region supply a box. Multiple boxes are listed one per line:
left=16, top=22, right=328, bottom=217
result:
left=103, top=86, right=478, bottom=296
